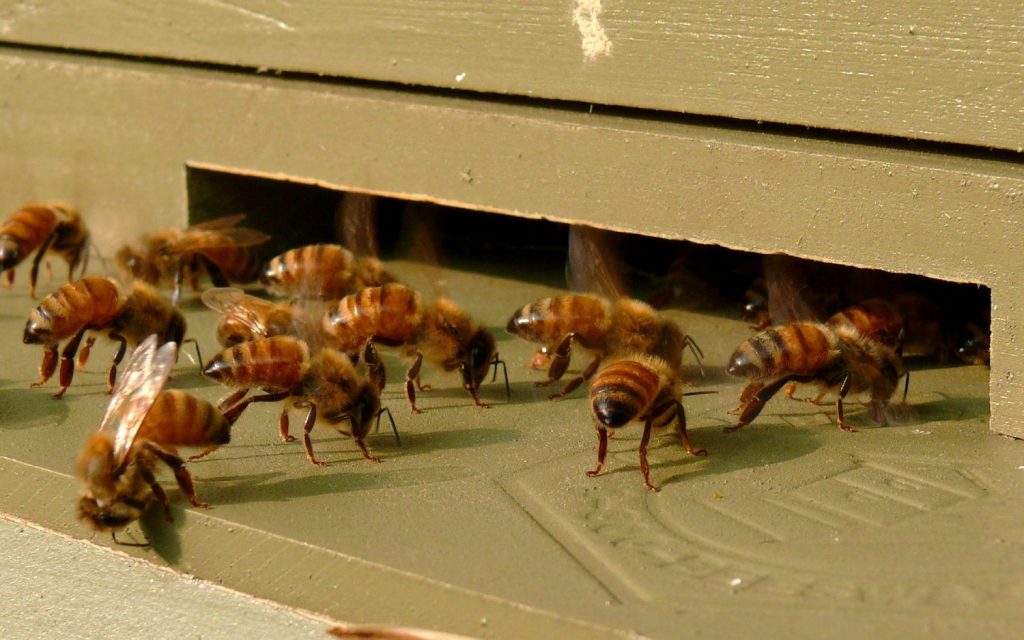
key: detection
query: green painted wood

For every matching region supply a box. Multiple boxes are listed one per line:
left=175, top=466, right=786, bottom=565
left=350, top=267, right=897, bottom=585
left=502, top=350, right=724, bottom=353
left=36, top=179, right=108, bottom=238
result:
left=0, top=1, right=1022, bottom=150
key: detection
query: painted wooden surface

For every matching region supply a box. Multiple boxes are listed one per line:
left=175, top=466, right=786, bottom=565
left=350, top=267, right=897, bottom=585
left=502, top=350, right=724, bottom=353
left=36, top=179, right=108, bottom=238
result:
left=0, top=1, right=1022, bottom=150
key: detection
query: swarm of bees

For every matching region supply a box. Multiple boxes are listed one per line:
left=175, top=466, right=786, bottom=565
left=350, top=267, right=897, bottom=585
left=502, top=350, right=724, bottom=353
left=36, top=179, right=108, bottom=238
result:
left=0, top=197, right=988, bottom=537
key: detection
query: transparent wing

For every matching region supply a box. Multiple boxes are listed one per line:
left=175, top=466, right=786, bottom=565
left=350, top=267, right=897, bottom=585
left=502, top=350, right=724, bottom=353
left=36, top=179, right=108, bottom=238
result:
left=99, top=335, right=177, bottom=471
left=185, top=213, right=247, bottom=231
left=166, top=227, right=271, bottom=254
left=200, top=287, right=274, bottom=338
left=566, top=224, right=628, bottom=299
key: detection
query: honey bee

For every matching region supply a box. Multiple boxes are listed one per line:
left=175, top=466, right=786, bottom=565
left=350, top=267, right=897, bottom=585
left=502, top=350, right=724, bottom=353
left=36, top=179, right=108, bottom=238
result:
left=200, top=287, right=320, bottom=348
left=506, top=294, right=703, bottom=399
left=320, top=283, right=507, bottom=413
left=23, top=276, right=185, bottom=398
left=725, top=304, right=906, bottom=431
left=76, top=336, right=244, bottom=538
left=260, top=243, right=396, bottom=300
left=203, top=335, right=389, bottom=466
left=586, top=354, right=707, bottom=491
left=116, top=214, right=270, bottom=305
left=0, top=202, right=89, bottom=298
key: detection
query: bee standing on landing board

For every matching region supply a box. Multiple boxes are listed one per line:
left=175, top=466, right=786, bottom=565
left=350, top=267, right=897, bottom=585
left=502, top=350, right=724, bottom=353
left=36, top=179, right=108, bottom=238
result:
left=586, top=354, right=707, bottom=491
left=320, top=283, right=508, bottom=413
left=725, top=306, right=905, bottom=432
left=77, top=336, right=245, bottom=540
left=23, top=276, right=185, bottom=398
left=116, top=214, right=270, bottom=306
left=203, top=335, right=392, bottom=466
left=506, top=294, right=703, bottom=399
left=260, top=243, right=396, bottom=300
left=0, top=202, right=89, bottom=298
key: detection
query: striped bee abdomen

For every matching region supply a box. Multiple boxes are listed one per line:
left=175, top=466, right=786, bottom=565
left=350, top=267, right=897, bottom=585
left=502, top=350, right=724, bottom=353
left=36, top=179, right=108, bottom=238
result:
left=727, top=322, right=839, bottom=380
left=506, top=294, right=610, bottom=346
left=323, top=283, right=421, bottom=351
left=140, top=390, right=232, bottom=446
left=589, top=360, right=660, bottom=428
left=203, top=335, right=308, bottom=390
left=23, top=277, right=121, bottom=345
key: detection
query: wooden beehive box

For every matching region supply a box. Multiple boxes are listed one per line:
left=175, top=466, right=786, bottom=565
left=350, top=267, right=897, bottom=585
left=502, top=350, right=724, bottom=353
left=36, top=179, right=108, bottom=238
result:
left=0, top=3, right=1020, bottom=638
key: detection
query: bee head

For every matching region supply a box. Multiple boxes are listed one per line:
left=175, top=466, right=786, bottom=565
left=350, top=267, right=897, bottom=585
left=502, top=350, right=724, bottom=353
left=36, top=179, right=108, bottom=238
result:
left=465, top=329, right=497, bottom=390
left=77, top=496, right=139, bottom=532
left=0, top=236, right=23, bottom=270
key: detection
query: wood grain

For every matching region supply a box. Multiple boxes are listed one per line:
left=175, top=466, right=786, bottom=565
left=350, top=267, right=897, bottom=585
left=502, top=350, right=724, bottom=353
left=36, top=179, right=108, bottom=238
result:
left=0, top=1, right=1022, bottom=150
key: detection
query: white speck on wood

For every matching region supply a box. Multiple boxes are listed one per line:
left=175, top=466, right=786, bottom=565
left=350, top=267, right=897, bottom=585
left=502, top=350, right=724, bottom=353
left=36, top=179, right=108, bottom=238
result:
left=572, top=0, right=612, bottom=61
left=191, top=0, right=296, bottom=32
left=455, top=72, right=466, bottom=82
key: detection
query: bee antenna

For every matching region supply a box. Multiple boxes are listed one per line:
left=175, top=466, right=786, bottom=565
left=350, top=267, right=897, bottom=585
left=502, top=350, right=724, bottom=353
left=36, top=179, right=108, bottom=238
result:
left=375, top=407, right=400, bottom=445
left=902, top=370, right=911, bottom=403
left=110, top=531, right=150, bottom=547
left=682, top=390, right=718, bottom=396
left=684, top=336, right=706, bottom=376
left=180, top=338, right=204, bottom=370
left=490, top=354, right=511, bottom=400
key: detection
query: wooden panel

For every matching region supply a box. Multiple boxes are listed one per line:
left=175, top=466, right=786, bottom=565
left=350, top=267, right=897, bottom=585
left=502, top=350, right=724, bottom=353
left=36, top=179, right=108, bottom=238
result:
left=1, top=1, right=1022, bottom=150
left=0, top=48, right=1019, bottom=439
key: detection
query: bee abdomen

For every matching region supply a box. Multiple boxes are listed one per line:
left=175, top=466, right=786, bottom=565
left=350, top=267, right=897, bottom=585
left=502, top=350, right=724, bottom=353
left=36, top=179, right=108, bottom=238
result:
left=262, top=244, right=354, bottom=298
left=324, top=283, right=419, bottom=350
left=25, top=277, right=121, bottom=343
left=0, top=205, right=59, bottom=252
left=140, top=391, right=231, bottom=446
left=204, top=336, right=308, bottom=389
left=203, top=247, right=262, bottom=283
left=727, top=322, right=837, bottom=379
left=589, top=361, right=659, bottom=428
left=506, top=295, right=608, bottom=345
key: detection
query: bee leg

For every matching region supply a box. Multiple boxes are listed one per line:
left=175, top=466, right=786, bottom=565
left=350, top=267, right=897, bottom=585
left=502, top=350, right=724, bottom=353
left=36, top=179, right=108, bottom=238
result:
left=834, top=374, right=856, bottom=432
left=404, top=352, right=425, bottom=413
left=725, top=375, right=800, bottom=432
left=138, top=465, right=174, bottom=522
left=294, top=401, right=327, bottom=466
left=43, top=259, right=53, bottom=283
left=728, top=382, right=765, bottom=414
left=666, top=400, right=707, bottom=457
left=188, top=446, right=220, bottom=460
left=537, top=333, right=576, bottom=387
left=639, top=418, right=659, bottom=491
left=279, top=406, right=295, bottom=442
left=784, top=381, right=798, bottom=400
left=77, top=335, right=97, bottom=369
left=171, top=259, right=184, bottom=307
left=106, top=332, right=128, bottom=394
left=363, top=341, right=387, bottom=392
left=217, top=388, right=250, bottom=412
left=586, top=427, right=609, bottom=479
left=549, top=354, right=602, bottom=400
left=27, top=232, right=56, bottom=299
left=30, top=345, right=58, bottom=389
left=2, top=269, right=13, bottom=287
left=54, top=327, right=89, bottom=399
left=146, top=444, right=209, bottom=509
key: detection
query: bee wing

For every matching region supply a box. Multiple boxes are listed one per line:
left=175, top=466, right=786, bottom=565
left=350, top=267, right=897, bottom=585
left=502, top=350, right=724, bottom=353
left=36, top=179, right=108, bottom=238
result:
left=337, top=192, right=380, bottom=257
left=98, top=336, right=176, bottom=470
left=186, top=213, right=248, bottom=231
left=200, top=287, right=274, bottom=337
left=165, top=227, right=271, bottom=255
left=567, top=225, right=628, bottom=299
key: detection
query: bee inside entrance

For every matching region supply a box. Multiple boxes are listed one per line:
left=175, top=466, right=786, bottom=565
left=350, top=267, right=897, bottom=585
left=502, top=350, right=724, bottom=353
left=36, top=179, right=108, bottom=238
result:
left=186, top=165, right=992, bottom=430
